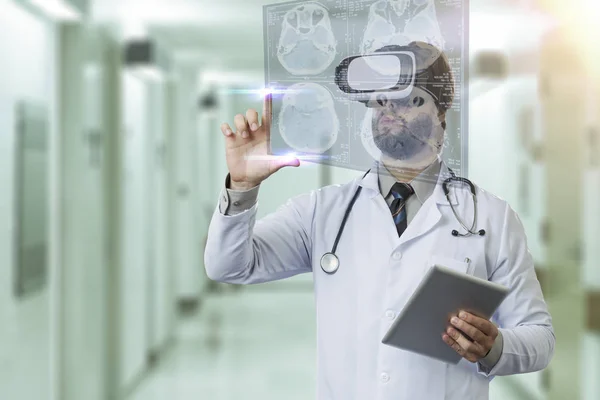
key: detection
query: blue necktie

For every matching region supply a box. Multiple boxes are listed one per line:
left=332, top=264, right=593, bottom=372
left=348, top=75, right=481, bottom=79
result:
left=390, top=183, right=414, bottom=236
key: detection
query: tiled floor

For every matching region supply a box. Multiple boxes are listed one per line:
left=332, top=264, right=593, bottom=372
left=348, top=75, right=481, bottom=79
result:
left=130, top=281, right=524, bottom=400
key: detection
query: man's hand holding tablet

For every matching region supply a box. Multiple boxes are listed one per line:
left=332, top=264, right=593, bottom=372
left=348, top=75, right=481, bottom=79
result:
left=443, top=310, right=500, bottom=363
left=381, top=264, right=509, bottom=364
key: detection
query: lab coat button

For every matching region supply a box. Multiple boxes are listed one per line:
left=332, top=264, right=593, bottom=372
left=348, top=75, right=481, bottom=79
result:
left=385, top=310, right=395, bottom=320
left=381, top=372, right=390, bottom=383
left=392, top=252, right=402, bottom=260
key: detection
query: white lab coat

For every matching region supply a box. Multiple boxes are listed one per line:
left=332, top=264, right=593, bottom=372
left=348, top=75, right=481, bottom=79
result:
left=204, top=164, right=555, bottom=400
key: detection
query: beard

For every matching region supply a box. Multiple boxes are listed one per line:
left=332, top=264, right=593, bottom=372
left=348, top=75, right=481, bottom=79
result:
left=371, top=111, right=438, bottom=161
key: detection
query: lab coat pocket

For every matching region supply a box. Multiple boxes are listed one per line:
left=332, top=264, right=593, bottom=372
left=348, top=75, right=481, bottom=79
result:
left=428, top=254, right=472, bottom=275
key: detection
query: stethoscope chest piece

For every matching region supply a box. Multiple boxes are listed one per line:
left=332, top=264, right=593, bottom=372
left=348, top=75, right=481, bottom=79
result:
left=320, top=252, right=340, bottom=274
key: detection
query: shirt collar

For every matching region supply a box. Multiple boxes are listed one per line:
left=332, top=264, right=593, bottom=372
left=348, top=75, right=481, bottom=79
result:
left=357, top=158, right=457, bottom=205
left=377, top=158, right=442, bottom=205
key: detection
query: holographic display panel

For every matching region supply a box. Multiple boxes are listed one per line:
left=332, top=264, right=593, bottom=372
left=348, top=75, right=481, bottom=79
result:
left=264, top=0, right=469, bottom=175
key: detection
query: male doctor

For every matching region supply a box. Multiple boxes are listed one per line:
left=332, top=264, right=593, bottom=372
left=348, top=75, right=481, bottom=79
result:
left=205, top=41, right=555, bottom=399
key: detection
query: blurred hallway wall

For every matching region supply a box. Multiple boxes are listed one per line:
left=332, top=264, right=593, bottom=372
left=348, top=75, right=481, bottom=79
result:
left=57, top=18, right=180, bottom=400
left=146, top=79, right=175, bottom=361
left=120, top=68, right=152, bottom=392
left=58, top=22, right=127, bottom=400
left=0, top=2, right=57, bottom=399
left=119, top=46, right=181, bottom=397
left=172, top=65, right=206, bottom=303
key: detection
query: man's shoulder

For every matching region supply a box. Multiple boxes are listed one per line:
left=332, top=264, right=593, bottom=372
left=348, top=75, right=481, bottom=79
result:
left=471, top=181, right=515, bottom=218
left=320, top=174, right=368, bottom=198
left=287, top=176, right=364, bottom=207
left=474, top=183, right=505, bottom=204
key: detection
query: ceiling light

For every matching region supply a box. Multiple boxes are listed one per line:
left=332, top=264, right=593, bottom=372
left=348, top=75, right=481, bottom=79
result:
left=129, top=66, right=164, bottom=82
left=29, top=0, right=84, bottom=22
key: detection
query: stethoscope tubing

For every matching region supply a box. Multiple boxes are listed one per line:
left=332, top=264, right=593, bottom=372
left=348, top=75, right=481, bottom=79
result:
left=321, top=168, right=483, bottom=274
left=443, top=174, right=483, bottom=237
left=331, top=186, right=363, bottom=254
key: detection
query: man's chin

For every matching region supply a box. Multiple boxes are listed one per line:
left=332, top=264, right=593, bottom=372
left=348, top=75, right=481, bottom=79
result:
left=377, top=145, right=438, bottom=167
left=380, top=148, right=411, bottom=161
left=374, top=140, right=423, bottom=162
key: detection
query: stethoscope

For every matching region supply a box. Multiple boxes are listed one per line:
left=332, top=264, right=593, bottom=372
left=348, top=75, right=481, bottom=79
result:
left=320, top=168, right=486, bottom=275
left=442, top=172, right=486, bottom=238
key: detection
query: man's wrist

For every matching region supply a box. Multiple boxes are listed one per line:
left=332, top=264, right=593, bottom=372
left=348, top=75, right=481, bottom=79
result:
left=479, top=330, right=504, bottom=369
left=229, top=177, right=260, bottom=191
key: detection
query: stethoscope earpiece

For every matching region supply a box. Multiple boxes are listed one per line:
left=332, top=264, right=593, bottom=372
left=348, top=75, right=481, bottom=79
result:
left=451, top=230, right=459, bottom=237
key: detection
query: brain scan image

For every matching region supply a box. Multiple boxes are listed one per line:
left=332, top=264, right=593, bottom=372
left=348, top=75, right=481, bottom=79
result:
left=278, top=83, right=339, bottom=153
left=361, top=0, right=445, bottom=55
left=277, top=2, right=337, bottom=75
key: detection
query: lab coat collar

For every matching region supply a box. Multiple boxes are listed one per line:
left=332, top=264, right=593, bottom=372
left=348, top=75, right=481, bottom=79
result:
left=356, top=161, right=383, bottom=198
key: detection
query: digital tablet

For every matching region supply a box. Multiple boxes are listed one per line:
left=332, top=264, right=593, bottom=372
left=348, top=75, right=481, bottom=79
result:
left=381, top=264, right=509, bottom=364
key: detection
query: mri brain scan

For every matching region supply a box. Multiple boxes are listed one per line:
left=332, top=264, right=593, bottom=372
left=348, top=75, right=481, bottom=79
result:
left=278, top=83, right=339, bottom=153
left=361, top=0, right=444, bottom=55
left=277, top=2, right=337, bottom=75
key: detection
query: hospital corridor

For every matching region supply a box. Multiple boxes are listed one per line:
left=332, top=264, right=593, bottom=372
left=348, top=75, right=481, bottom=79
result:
left=128, top=283, right=521, bottom=400
left=1, top=0, right=599, bottom=399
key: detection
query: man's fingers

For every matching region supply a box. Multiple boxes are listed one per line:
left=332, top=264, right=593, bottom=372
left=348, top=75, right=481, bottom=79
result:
left=246, top=108, right=259, bottom=132
left=450, top=316, right=487, bottom=344
left=443, top=334, right=462, bottom=353
left=220, top=123, right=234, bottom=138
left=446, top=327, right=487, bottom=357
left=442, top=333, right=475, bottom=361
left=234, top=114, right=250, bottom=139
left=442, top=334, right=459, bottom=350
left=262, top=92, right=272, bottom=129
left=458, top=311, right=496, bottom=337
left=442, top=333, right=480, bottom=363
left=268, top=155, right=300, bottom=173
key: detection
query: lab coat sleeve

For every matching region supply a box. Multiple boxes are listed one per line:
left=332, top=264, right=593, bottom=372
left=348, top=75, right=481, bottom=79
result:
left=204, top=189, right=315, bottom=284
left=477, top=203, right=555, bottom=377
left=219, top=173, right=260, bottom=215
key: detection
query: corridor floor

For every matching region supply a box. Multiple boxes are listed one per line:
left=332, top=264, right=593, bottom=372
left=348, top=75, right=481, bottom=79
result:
left=130, top=281, right=523, bottom=400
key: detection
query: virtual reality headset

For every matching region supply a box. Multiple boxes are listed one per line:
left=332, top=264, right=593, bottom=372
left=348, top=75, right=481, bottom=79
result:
left=334, top=47, right=453, bottom=110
